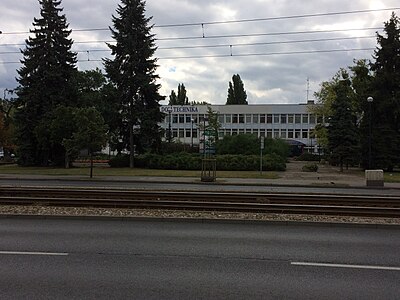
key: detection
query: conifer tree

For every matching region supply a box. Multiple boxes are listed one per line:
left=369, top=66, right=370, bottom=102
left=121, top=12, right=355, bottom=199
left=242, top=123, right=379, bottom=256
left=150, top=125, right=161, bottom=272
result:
left=226, top=74, right=248, bottom=105
left=327, top=75, right=360, bottom=172
left=15, top=0, right=77, bottom=166
left=104, top=0, right=164, bottom=168
left=369, top=12, right=400, bottom=170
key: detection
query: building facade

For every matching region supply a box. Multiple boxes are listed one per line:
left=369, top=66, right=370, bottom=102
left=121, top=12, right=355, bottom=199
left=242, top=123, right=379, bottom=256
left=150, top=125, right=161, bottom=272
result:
left=159, top=102, right=322, bottom=151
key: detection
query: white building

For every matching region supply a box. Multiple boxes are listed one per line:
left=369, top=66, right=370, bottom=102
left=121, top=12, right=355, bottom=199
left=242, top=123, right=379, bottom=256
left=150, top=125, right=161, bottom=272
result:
left=159, top=102, right=322, bottom=151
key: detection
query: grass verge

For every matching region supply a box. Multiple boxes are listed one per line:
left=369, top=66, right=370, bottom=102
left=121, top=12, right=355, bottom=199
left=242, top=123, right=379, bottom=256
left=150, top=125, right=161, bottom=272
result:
left=0, top=164, right=279, bottom=179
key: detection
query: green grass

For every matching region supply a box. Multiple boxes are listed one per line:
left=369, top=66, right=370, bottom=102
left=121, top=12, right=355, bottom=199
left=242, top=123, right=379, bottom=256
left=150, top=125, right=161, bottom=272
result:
left=384, top=172, right=400, bottom=183
left=0, top=164, right=279, bottom=179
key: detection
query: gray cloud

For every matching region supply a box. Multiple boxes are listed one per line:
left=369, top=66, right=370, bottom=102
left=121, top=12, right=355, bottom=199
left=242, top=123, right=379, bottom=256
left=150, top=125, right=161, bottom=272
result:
left=0, top=0, right=398, bottom=104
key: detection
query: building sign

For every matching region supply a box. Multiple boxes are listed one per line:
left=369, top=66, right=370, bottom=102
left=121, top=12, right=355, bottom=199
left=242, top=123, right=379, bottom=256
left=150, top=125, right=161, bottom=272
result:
left=160, top=106, right=199, bottom=113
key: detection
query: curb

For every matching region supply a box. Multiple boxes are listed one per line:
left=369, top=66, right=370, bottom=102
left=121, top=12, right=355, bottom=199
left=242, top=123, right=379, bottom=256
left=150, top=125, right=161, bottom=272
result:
left=1, top=175, right=398, bottom=190
left=1, top=213, right=400, bottom=229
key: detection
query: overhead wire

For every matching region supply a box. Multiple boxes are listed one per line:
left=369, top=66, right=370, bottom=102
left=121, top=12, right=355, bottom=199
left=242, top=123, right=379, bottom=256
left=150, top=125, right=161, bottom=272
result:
left=0, top=7, right=398, bottom=34
left=0, top=8, right=393, bottom=63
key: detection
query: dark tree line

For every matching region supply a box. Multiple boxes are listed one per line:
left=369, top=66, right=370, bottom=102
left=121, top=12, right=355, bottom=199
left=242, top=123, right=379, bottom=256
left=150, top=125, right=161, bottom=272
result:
left=13, top=0, right=163, bottom=168
left=313, top=13, right=400, bottom=171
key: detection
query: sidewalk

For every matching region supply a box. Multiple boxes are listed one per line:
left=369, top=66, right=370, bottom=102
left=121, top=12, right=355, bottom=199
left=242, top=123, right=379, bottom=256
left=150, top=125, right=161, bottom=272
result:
left=1, top=160, right=399, bottom=190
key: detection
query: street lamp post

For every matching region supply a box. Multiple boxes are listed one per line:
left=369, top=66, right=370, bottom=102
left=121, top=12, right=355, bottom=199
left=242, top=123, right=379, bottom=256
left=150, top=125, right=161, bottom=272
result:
left=167, top=106, right=172, bottom=143
left=367, top=96, right=374, bottom=169
left=191, top=118, right=194, bottom=149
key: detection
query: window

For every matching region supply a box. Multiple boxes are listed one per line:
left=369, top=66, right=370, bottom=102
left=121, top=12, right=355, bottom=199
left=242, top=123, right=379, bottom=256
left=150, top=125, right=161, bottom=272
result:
left=239, top=129, right=244, bottom=135
left=288, top=114, right=294, bottom=123
left=239, top=114, right=244, bottom=123
left=172, top=115, right=178, bottom=123
left=274, top=130, right=279, bottom=138
left=266, top=129, right=272, bottom=138
left=309, top=114, right=316, bottom=124
left=218, top=115, right=224, bottom=124
left=288, top=130, right=294, bottom=138
left=253, top=114, right=259, bottom=123
left=274, top=114, right=280, bottom=123
left=295, top=114, right=301, bottom=124
left=295, top=129, right=301, bottom=138
left=302, top=114, right=309, bottom=124
left=281, top=114, right=287, bottom=124
left=260, top=129, right=265, bottom=137
left=245, top=128, right=252, bottom=134
left=172, top=129, right=178, bottom=137
left=246, top=114, right=252, bottom=123
left=186, top=115, right=192, bottom=123
left=266, top=114, right=272, bottom=124
left=281, top=131, right=287, bottom=139
left=232, top=114, right=238, bottom=123
left=186, top=130, right=191, bottom=138
left=260, top=114, right=266, bottom=123
left=193, top=130, right=198, bottom=138
left=302, top=130, right=308, bottom=139
left=179, top=129, right=184, bottom=138
left=225, top=114, right=231, bottom=123
left=179, top=115, right=184, bottom=124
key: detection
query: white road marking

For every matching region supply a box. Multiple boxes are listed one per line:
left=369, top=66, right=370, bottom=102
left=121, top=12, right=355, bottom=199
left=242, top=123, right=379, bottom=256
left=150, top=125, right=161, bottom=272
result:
left=0, top=251, right=68, bottom=256
left=291, top=262, right=400, bottom=271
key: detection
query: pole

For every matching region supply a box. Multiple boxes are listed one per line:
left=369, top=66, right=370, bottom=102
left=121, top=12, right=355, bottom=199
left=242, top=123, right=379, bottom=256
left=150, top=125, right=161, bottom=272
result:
left=203, top=117, right=206, bottom=158
left=367, top=96, right=373, bottom=169
left=260, top=137, right=264, bottom=175
left=168, top=110, right=172, bottom=143
left=368, top=101, right=372, bottom=169
left=191, top=119, right=194, bottom=148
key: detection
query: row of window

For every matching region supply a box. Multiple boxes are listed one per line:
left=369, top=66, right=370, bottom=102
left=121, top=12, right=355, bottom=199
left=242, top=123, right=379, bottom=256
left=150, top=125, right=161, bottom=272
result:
left=165, top=128, right=314, bottom=139
left=165, top=113, right=323, bottom=125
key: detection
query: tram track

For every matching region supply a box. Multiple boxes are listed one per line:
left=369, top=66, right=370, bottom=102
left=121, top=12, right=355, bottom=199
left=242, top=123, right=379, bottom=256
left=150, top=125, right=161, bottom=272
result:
left=0, top=187, right=400, bottom=217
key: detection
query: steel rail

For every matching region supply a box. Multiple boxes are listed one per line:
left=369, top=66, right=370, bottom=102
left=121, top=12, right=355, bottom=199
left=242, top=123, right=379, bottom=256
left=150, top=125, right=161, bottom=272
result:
left=0, top=187, right=399, bottom=217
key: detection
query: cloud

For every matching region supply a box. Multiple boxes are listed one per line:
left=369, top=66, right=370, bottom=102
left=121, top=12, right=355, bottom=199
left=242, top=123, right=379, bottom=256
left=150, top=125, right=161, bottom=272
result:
left=0, top=0, right=398, bottom=104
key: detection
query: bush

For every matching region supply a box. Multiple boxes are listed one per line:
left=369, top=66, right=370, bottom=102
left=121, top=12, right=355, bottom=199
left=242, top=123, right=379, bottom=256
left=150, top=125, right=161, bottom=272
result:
left=295, top=152, right=320, bottom=161
left=108, top=154, right=130, bottom=167
left=302, top=163, right=319, bottom=172
left=109, top=152, right=286, bottom=171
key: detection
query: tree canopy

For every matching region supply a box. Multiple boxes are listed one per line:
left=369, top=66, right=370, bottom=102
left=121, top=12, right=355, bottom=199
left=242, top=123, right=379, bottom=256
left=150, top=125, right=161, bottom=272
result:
left=14, top=0, right=77, bottom=166
left=104, top=0, right=164, bottom=167
left=226, top=74, right=248, bottom=105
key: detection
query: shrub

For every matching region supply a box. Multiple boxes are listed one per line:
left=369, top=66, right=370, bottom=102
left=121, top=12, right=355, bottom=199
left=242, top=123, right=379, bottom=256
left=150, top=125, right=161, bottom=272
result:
left=302, top=163, right=319, bottom=172
left=108, top=154, right=130, bottom=167
left=295, top=152, right=320, bottom=161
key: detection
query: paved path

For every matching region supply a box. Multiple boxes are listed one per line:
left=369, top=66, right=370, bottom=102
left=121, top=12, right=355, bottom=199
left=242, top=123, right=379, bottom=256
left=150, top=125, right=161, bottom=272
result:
left=0, top=160, right=399, bottom=190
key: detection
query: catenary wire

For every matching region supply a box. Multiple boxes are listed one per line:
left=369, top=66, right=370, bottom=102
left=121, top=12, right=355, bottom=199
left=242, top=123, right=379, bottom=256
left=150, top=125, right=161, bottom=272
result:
left=0, top=7, right=398, bottom=34
left=0, top=36, right=376, bottom=55
left=0, top=47, right=376, bottom=64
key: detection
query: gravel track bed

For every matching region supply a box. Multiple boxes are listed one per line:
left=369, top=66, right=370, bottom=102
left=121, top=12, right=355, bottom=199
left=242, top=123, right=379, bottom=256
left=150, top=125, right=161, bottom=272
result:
left=0, top=205, right=399, bottom=225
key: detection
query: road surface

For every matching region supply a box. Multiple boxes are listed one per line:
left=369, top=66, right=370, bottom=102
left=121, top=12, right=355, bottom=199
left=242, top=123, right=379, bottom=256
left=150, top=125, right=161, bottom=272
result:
left=0, top=217, right=399, bottom=299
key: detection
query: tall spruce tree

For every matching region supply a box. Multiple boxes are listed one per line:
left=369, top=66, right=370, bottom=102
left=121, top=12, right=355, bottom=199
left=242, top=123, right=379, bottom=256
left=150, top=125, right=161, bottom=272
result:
left=328, top=75, right=360, bottom=172
left=104, top=0, right=164, bottom=168
left=369, top=12, right=400, bottom=170
left=15, top=0, right=77, bottom=166
left=226, top=74, right=248, bottom=105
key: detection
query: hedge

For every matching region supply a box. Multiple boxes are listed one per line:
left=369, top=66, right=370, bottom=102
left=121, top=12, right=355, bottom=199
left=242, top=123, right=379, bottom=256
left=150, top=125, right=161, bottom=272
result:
left=109, top=153, right=286, bottom=171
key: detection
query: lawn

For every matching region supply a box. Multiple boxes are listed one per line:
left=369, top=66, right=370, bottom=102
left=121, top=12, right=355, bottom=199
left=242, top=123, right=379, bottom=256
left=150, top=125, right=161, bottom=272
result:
left=0, top=164, right=280, bottom=179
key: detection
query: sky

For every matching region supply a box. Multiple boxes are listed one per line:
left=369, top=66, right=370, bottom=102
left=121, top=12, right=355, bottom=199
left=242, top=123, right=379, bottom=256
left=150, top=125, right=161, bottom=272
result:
left=0, top=0, right=399, bottom=105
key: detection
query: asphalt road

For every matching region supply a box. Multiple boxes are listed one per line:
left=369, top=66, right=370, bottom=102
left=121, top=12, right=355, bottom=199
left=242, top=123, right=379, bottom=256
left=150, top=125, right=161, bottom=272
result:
left=0, top=178, right=399, bottom=196
left=0, top=217, right=399, bottom=299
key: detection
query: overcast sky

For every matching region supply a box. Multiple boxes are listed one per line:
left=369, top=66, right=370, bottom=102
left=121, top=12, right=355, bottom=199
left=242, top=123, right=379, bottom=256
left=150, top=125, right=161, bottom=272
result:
left=0, top=0, right=399, bottom=104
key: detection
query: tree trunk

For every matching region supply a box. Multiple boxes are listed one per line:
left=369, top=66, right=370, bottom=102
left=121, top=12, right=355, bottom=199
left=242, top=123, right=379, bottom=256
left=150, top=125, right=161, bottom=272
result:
left=65, top=154, right=70, bottom=169
left=129, top=124, right=134, bottom=168
left=90, top=152, right=93, bottom=178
